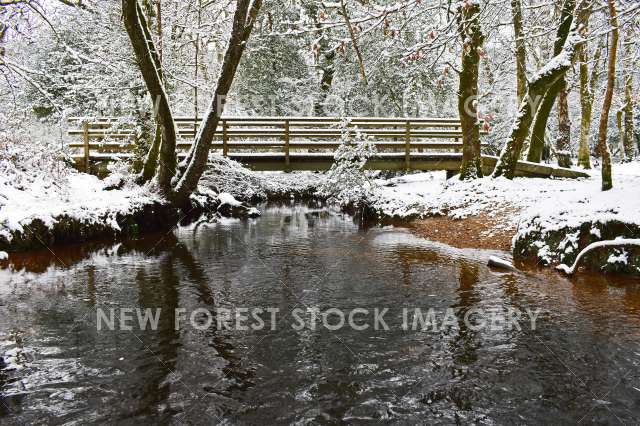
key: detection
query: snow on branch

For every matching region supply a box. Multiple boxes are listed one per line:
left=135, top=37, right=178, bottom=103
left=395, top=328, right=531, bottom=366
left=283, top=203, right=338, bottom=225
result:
left=556, top=239, right=640, bottom=275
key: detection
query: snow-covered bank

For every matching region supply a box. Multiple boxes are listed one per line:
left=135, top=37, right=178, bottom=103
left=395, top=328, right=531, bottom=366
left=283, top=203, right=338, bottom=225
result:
left=0, top=146, right=261, bottom=252
left=0, top=137, right=171, bottom=252
left=0, top=163, right=182, bottom=252
left=369, top=162, right=640, bottom=274
left=201, top=156, right=323, bottom=202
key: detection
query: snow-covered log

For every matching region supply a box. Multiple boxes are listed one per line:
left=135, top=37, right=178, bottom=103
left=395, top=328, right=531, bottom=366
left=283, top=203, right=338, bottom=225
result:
left=488, top=256, right=517, bottom=271
left=556, top=239, right=640, bottom=275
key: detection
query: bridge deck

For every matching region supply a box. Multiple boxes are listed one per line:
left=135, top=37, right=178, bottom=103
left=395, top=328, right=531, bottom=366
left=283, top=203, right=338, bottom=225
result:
left=66, top=116, right=589, bottom=179
left=225, top=153, right=588, bottom=178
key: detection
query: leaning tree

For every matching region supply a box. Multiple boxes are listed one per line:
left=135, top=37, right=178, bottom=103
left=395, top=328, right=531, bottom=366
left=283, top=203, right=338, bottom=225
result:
left=492, top=0, right=584, bottom=179
left=121, top=0, right=262, bottom=206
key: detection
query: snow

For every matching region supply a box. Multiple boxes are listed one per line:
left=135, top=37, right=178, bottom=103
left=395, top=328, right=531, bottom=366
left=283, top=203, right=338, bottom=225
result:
left=0, top=135, right=165, bottom=243
left=0, top=171, right=161, bottom=242
left=530, top=29, right=582, bottom=82
left=608, top=250, right=629, bottom=265
left=556, top=239, right=640, bottom=275
left=371, top=162, right=640, bottom=235
left=0, top=251, right=7, bottom=260
left=218, top=192, right=242, bottom=207
left=201, top=154, right=322, bottom=202
left=487, top=256, right=516, bottom=271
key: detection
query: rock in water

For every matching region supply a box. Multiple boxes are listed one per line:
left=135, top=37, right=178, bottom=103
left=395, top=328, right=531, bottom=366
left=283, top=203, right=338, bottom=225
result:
left=488, top=256, right=517, bottom=271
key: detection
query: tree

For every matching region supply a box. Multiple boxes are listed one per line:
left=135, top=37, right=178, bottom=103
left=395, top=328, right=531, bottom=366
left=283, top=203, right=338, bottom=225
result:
left=493, top=2, right=583, bottom=179
left=577, top=32, right=603, bottom=169
left=621, top=27, right=635, bottom=162
left=511, top=0, right=526, bottom=103
left=596, top=0, right=618, bottom=191
left=526, top=0, right=575, bottom=164
left=121, top=0, right=262, bottom=205
left=457, top=0, right=484, bottom=180
left=122, top=0, right=176, bottom=194
left=173, top=0, right=261, bottom=204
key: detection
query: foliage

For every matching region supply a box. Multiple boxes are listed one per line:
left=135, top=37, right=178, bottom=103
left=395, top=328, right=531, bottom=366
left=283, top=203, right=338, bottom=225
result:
left=318, top=119, right=378, bottom=208
left=0, top=126, right=70, bottom=198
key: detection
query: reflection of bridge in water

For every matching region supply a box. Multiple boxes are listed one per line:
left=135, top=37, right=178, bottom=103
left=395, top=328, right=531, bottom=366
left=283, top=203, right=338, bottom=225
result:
left=67, top=116, right=588, bottom=179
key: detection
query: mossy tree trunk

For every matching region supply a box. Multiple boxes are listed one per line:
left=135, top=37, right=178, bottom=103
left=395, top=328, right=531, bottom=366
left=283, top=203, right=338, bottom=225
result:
left=308, top=3, right=336, bottom=116
left=493, top=0, right=581, bottom=179
left=597, top=0, right=618, bottom=191
left=526, top=0, right=575, bottom=164
left=457, top=0, right=484, bottom=180
left=556, top=81, right=572, bottom=165
left=621, top=29, right=635, bottom=162
left=122, top=0, right=177, bottom=195
left=577, top=35, right=603, bottom=169
left=622, top=76, right=635, bottom=161
left=511, top=0, right=527, bottom=103
left=527, top=78, right=563, bottom=163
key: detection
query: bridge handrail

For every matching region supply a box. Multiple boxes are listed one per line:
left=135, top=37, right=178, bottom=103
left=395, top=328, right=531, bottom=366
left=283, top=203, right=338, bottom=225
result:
left=67, top=116, right=488, bottom=171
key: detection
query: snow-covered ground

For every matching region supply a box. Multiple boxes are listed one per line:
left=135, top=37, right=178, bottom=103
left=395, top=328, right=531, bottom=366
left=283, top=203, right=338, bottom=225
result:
left=201, top=155, right=323, bottom=201
left=0, top=171, right=161, bottom=244
left=0, top=149, right=259, bottom=250
left=372, top=162, right=640, bottom=249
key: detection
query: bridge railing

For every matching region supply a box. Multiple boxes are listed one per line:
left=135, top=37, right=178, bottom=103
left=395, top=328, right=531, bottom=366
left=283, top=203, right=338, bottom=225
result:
left=66, top=116, right=487, bottom=170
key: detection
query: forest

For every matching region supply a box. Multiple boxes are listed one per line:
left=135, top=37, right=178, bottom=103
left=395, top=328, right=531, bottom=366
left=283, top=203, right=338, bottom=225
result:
left=1, top=0, right=640, bottom=424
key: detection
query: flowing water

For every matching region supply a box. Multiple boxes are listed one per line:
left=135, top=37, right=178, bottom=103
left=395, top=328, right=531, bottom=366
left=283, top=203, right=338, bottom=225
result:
left=1, top=203, right=639, bottom=425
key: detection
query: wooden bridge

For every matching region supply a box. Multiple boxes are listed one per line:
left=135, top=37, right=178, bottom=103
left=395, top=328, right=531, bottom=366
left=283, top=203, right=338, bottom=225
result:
left=67, top=116, right=588, bottom=179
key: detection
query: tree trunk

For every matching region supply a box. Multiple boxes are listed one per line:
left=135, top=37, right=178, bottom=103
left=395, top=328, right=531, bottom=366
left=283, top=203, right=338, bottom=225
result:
left=457, top=1, right=484, bottom=180
left=597, top=0, right=618, bottom=191
left=556, top=80, right=571, bottom=165
left=156, top=0, right=162, bottom=64
left=312, top=7, right=336, bottom=117
left=577, top=57, right=592, bottom=168
left=577, top=38, right=602, bottom=169
left=138, top=0, right=163, bottom=184
left=122, top=0, right=177, bottom=194
left=172, top=0, right=262, bottom=204
left=511, top=0, right=527, bottom=103
left=622, top=75, right=634, bottom=161
left=141, top=124, right=162, bottom=182
left=340, top=0, right=367, bottom=85
left=315, top=50, right=336, bottom=116
left=621, top=29, right=635, bottom=162
left=527, top=78, right=563, bottom=163
left=493, top=7, right=582, bottom=178
left=526, top=0, right=575, bottom=163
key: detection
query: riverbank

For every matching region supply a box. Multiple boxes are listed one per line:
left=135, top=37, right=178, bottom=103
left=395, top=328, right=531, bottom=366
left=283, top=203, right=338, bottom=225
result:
left=2, top=148, right=638, bottom=275
left=0, top=157, right=262, bottom=254
left=370, top=162, right=640, bottom=274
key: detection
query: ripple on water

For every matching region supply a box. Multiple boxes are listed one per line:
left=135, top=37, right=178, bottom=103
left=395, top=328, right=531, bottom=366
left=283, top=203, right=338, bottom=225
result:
left=2, top=203, right=640, bottom=424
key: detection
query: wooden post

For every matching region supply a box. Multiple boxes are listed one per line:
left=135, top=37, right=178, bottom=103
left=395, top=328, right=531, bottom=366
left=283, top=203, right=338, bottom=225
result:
left=455, top=125, right=460, bottom=153
left=222, top=119, right=229, bottom=157
left=405, top=120, right=411, bottom=170
left=284, top=119, right=290, bottom=170
left=82, top=120, right=90, bottom=172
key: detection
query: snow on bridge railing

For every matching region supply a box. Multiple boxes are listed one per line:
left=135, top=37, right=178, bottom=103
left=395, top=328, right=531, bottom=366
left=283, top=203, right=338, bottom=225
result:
left=66, top=116, right=488, bottom=172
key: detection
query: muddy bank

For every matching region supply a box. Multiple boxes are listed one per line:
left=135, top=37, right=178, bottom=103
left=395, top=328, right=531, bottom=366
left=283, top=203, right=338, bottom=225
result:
left=409, top=214, right=515, bottom=251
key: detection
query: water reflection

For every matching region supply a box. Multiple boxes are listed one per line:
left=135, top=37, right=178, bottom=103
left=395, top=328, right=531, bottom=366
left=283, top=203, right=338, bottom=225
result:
left=1, top=203, right=640, bottom=424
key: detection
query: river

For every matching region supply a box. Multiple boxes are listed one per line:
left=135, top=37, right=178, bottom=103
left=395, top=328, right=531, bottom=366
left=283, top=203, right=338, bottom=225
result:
left=1, top=203, right=639, bottom=424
